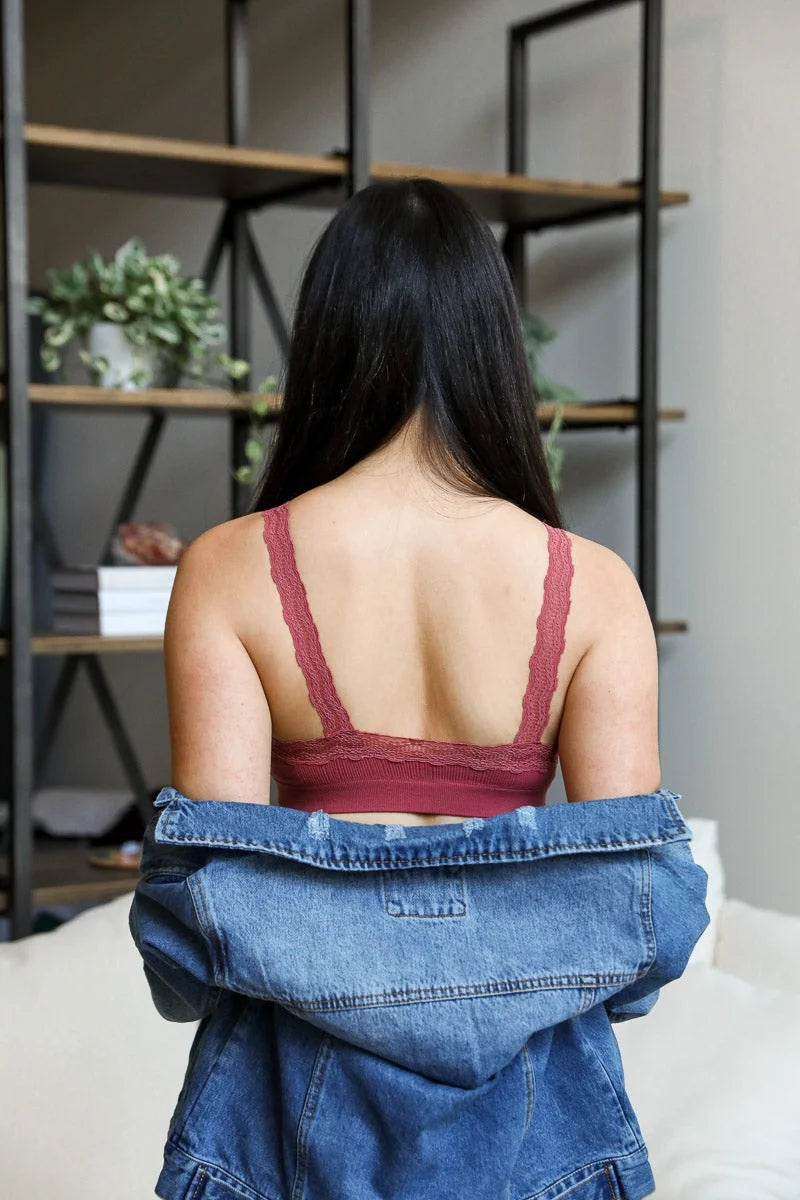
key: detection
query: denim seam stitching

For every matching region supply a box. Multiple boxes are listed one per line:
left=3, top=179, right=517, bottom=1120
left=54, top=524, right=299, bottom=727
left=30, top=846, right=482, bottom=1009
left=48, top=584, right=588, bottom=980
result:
left=383, top=908, right=468, bottom=918
left=558, top=1167, right=609, bottom=1198
left=189, top=1166, right=207, bottom=1200
left=577, top=985, right=596, bottom=1014
left=282, top=971, right=643, bottom=1012
left=578, top=1018, right=643, bottom=1156
left=290, top=1033, right=334, bottom=1200
left=136, top=865, right=225, bottom=997
left=157, top=826, right=687, bottom=866
left=522, top=1042, right=536, bottom=1133
left=381, top=866, right=468, bottom=917
left=163, top=1140, right=280, bottom=1200
left=187, top=872, right=226, bottom=990
left=383, top=907, right=470, bottom=916
left=638, top=848, right=657, bottom=974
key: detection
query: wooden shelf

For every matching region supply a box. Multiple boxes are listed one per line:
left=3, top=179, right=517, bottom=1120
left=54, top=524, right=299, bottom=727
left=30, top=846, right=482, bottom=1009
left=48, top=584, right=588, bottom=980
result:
left=540, top=401, right=685, bottom=427
left=24, top=124, right=689, bottom=225
left=24, top=383, right=266, bottom=413
left=6, top=385, right=687, bottom=426
left=0, top=635, right=165, bottom=657
left=0, top=837, right=139, bottom=914
left=26, top=123, right=344, bottom=205
left=655, top=620, right=689, bottom=635
left=0, top=618, right=687, bottom=660
left=371, top=161, right=689, bottom=227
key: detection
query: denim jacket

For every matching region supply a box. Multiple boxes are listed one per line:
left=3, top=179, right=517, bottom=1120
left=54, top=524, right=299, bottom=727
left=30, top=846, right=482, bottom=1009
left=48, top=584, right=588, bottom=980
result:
left=129, top=785, right=710, bottom=1200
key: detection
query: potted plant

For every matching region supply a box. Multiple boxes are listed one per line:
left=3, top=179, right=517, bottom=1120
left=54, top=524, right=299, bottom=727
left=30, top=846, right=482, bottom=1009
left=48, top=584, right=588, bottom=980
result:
left=28, top=237, right=249, bottom=390
left=521, top=312, right=582, bottom=489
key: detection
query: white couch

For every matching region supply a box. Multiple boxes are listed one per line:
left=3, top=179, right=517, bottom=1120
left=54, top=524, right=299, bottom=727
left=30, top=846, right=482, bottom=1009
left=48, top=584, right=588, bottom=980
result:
left=1, top=817, right=798, bottom=1199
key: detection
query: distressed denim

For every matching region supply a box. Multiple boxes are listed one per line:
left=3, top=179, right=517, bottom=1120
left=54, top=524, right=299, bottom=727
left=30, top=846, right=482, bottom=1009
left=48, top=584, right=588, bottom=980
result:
left=129, top=785, right=710, bottom=1200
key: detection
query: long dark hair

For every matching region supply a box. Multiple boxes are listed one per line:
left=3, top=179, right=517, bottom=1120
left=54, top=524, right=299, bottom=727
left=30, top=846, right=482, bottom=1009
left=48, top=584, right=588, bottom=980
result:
left=249, top=177, right=564, bottom=528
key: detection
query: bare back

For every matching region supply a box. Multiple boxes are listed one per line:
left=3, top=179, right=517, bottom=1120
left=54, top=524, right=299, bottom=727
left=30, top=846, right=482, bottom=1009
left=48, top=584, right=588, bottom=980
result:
left=211, top=472, right=661, bottom=824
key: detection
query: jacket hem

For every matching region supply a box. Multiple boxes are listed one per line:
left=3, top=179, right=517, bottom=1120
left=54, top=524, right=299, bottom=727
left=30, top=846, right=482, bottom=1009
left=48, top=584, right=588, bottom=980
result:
left=153, top=1136, right=655, bottom=1200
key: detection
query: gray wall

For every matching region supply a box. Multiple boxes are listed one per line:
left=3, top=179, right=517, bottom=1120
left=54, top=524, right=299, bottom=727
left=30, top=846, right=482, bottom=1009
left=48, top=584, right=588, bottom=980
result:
left=24, top=0, right=800, bottom=914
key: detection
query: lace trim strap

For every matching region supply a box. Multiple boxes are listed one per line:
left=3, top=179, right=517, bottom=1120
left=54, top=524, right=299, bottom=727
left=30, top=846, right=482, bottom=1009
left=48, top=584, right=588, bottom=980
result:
left=262, top=503, right=354, bottom=738
left=514, top=524, right=574, bottom=746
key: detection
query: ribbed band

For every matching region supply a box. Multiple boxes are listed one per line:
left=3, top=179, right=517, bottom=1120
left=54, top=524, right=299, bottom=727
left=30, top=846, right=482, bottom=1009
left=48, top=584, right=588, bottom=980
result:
left=275, top=777, right=549, bottom=817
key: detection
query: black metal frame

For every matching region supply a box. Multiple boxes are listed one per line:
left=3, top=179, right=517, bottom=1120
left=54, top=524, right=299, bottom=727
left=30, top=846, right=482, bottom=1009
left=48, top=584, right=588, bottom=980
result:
left=505, top=0, right=663, bottom=618
left=0, top=0, right=372, bottom=937
left=1, top=0, right=34, bottom=938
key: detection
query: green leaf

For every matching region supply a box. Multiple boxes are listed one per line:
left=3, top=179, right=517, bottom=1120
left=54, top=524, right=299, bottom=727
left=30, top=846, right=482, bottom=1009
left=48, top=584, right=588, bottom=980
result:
left=43, top=318, right=76, bottom=347
left=83, top=353, right=110, bottom=384
left=149, top=268, right=170, bottom=298
left=102, top=301, right=129, bottom=323
left=87, top=251, right=106, bottom=278
left=114, top=237, right=146, bottom=267
left=200, top=321, right=225, bottom=344
left=125, top=321, right=150, bottom=347
left=150, top=322, right=182, bottom=346
left=180, top=316, right=205, bottom=341
left=215, top=353, right=250, bottom=380
left=40, top=307, right=65, bottom=327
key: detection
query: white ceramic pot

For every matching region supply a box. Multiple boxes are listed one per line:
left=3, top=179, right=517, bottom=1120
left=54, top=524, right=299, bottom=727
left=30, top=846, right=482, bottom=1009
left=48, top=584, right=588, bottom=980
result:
left=87, top=321, right=160, bottom=390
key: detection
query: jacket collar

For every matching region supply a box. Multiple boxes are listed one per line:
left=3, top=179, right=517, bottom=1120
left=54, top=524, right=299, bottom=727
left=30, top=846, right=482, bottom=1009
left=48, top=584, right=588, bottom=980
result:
left=152, top=785, right=692, bottom=871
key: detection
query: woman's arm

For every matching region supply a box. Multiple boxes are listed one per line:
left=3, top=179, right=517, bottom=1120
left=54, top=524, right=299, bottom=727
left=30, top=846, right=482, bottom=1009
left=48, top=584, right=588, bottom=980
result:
left=555, top=540, right=704, bottom=1020
left=557, top=541, right=662, bottom=803
left=163, top=523, right=273, bottom=805
left=130, top=522, right=273, bottom=1020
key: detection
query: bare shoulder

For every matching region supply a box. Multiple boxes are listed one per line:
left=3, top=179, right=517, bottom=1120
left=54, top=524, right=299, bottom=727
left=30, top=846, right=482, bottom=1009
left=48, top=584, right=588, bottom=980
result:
left=180, top=512, right=264, bottom=566
left=173, top=513, right=267, bottom=613
left=565, top=528, right=639, bottom=589
left=564, top=529, right=650, bottom=636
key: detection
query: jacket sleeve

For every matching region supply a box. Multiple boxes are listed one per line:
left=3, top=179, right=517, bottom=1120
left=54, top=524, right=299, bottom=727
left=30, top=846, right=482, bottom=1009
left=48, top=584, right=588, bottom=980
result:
left=128, top=813, right=223, bottom=1024
left=603, top=836, right=710, bottom=1023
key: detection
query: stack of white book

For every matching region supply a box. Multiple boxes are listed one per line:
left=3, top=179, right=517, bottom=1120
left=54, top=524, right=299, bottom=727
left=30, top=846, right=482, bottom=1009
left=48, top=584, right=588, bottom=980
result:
left=51, top=564, right=178, bottom=636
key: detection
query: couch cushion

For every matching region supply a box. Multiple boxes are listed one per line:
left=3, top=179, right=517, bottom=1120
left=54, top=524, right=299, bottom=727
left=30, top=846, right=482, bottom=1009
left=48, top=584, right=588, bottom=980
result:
left=715, top=897, right=800, bottom=994
left=0, top=891, right=197, bottom=1200
left=615, top=963, right=800, bottom=1198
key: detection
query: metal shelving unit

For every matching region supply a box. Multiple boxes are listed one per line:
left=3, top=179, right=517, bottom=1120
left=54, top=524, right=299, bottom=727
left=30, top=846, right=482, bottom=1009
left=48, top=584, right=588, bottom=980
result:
left=504, top=0, right=673, bottom=615
left=1, top=0, right=686, bottom=937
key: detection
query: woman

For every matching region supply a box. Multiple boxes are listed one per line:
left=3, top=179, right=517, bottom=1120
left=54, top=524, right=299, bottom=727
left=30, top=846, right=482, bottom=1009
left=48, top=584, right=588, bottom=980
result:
left=130, top=179, right=709, bottom=1200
